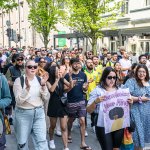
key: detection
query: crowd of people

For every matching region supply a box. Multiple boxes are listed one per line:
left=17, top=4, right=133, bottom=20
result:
left=0, top=45, right=150, bottom=150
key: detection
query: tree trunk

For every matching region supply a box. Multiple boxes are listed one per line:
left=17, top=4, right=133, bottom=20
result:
left=43, top=35, right=49, bottom=49
left=91, top=36, right=97, bottom=55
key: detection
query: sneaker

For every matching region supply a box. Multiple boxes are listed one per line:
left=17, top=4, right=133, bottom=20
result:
left=55, top=130, right=62, bottom=136
left=63, top=148, right=69, bottom=150
left=49, top=140, right=56, bottom=149
left=85, top=130, right=88, bottom=137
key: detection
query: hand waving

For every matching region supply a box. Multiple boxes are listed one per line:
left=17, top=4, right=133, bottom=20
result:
left=41, top=72, right=49, bottom=86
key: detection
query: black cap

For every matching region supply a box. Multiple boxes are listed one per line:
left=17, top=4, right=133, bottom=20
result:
left=12, top=53, right=24, bottom=60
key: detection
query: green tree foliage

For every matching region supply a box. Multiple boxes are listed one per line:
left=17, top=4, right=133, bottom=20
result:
left=66, top=0, right=123, bottom=54
left=27, top=0, right=65, bottom=48
left=0, top=0, right=18, bottom=11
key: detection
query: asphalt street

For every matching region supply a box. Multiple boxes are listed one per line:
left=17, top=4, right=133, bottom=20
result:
left=5, top=119, right=101, bottom=150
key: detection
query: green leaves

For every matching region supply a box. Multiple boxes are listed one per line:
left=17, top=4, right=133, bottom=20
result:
left=27, top=0, right=66, bottom=48
left=0, top=0, right=18, bottom=12
left=65, top=0, right=123, bottom=54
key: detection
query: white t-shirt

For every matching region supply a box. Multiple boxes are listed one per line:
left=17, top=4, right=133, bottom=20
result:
left=88, top=86, right=107, bottom=127
left=119, top=58, right=131, bottom=75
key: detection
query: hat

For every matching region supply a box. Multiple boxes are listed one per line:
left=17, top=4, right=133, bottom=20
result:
left=70, top=58, right=80, bottom=65
left=13, top=53, right=24, bottom=60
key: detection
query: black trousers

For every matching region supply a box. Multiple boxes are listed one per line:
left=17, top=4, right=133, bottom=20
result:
left=95, top=126, right=124, bottom=150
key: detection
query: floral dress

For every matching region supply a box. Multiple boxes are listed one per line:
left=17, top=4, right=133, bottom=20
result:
left=124, top=78, right=150, bottom=148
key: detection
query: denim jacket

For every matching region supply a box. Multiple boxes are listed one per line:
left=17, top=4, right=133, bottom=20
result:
left=0, top=73, right=12, bottom=122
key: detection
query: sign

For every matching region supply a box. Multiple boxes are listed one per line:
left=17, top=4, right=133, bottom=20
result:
left=58, top=31, right=66, bottom=47
left=97, top=88, right=130, bottom=134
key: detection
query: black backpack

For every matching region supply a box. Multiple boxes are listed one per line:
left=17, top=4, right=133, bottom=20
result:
left=20, top=76, right=41, bottom=88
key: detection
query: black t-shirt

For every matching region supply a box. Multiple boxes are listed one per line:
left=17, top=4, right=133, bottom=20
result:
left=65, top=71, right=87, bottom=103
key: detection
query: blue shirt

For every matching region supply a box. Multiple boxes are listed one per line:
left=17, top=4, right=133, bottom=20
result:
left=65, top=71, right=87, bottom=103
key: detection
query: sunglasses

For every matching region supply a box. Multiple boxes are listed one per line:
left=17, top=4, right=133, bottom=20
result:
left=40, top=61, right=46, bottom=63
left=107, top=76, right=117, bottom=80
left=26, top=65, right=38, bottom=69
left=17, top=58, right=23, bottom=61
left=41, top=50, right=47, bottom=52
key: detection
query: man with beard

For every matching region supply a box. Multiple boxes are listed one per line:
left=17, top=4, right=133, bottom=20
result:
left=92, top=56, right=103, bottom=81
left=65, top=58, right=92, bottom=150
left=139, top=54, right=150, bottom=74
left=84, top=59, right=99, bottom=134
left=5, top=53, right=25, bottom=125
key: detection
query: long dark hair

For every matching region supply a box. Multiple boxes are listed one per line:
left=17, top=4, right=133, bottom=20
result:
left=99, top=67, right=117, bottom=89
left=48, top=66, right=59, bottom=85
left=135, top=64, right=149, bottom=87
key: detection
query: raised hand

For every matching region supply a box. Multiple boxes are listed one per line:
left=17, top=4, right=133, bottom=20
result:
left=41, top=72, right=49, bottom=86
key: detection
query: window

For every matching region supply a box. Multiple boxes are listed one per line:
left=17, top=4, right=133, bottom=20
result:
left=121, top=0, right=129, bottom=14
left=145, top=0, right=150, bottom=6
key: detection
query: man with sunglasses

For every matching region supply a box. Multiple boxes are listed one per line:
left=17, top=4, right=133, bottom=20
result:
left=5, top=54, right=25, bottom=125
left=35, top=48, right=52, bottom=63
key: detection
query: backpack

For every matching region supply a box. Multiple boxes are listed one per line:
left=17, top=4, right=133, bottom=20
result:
left=20, top=75, right=41, bottom=88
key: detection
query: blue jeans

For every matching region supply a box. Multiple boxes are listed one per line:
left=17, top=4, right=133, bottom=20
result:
left=14, top=106, right=48, bottom=150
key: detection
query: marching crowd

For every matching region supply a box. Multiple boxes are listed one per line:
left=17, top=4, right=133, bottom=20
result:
left=0, top=46, right=150, bottom=150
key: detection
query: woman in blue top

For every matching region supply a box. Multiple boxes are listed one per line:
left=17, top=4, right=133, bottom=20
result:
left=124, top=64, right=150, bottom=150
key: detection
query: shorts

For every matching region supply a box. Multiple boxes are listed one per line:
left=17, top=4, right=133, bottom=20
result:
left=67, top=101, right=86, bottom=118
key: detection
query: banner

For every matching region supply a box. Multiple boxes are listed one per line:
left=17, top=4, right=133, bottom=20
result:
left=58, top=31, right=66, bottom=47
left=97, top=88, right=130, bottom=134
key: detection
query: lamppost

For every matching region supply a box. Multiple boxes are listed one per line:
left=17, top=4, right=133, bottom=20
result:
left=18, top=0, right=21, bottom=48
left=0, top=12, right=5, bottom=47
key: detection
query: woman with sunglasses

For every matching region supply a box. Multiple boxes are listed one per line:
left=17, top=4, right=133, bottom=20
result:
left=87, top=67, right=132, bottom=150
left=13, top=60, right=50, bottom=150
left=124, top=64, right=150, bottom=150
left=37, top=57, right=47, bottom=78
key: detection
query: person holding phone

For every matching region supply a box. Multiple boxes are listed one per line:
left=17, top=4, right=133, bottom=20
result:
left=13, top=60, right=50, bottom=150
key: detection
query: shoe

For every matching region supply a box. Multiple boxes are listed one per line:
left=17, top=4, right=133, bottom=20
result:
left=92, top=126, right=95, bottom=133
left=85, top=131, right=88, bottom=137
left=63, top=148, right=69, bottom=150
left=49, top=140, right=56, bottom=149
left=55, top=130, right=62, bottom=136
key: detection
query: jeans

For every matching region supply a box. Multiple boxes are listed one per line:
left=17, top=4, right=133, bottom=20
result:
left=14, top=106, right=49, bottom=150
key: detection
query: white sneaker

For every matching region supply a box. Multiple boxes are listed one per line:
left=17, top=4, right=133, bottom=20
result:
left=85, top=130, right=88, bottom=137
left=55, top=130, right=62, bottom=136
left=63, top=148, right=69, bottom=150
left=49, top=140, right=56, bottom=149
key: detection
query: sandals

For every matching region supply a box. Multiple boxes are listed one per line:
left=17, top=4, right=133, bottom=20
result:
left=80, top=146, right=92, bottom=150
left=68, top=137, right=72, bottom=143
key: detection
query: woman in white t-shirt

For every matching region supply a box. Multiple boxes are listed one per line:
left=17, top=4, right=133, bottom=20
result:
left=13, top=60, right=50, bottom=150
left=87, top=67, right=132, bottom=150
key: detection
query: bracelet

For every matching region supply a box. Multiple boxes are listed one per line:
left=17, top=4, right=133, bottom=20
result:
left=138, top=96, right=142, bottom=104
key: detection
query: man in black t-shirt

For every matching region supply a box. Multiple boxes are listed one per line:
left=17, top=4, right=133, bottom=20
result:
left=65, top=58, right=92, bottom=150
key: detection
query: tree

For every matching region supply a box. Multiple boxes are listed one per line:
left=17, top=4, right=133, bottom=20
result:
left=66, top=0, right=123, bottom=54
left=0, top=0, right=17, bottom=11
left=27, top=0, right=65, bottom=48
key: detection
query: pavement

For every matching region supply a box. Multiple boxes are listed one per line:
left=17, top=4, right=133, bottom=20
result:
left=5, top=119, right=101, bottom=150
